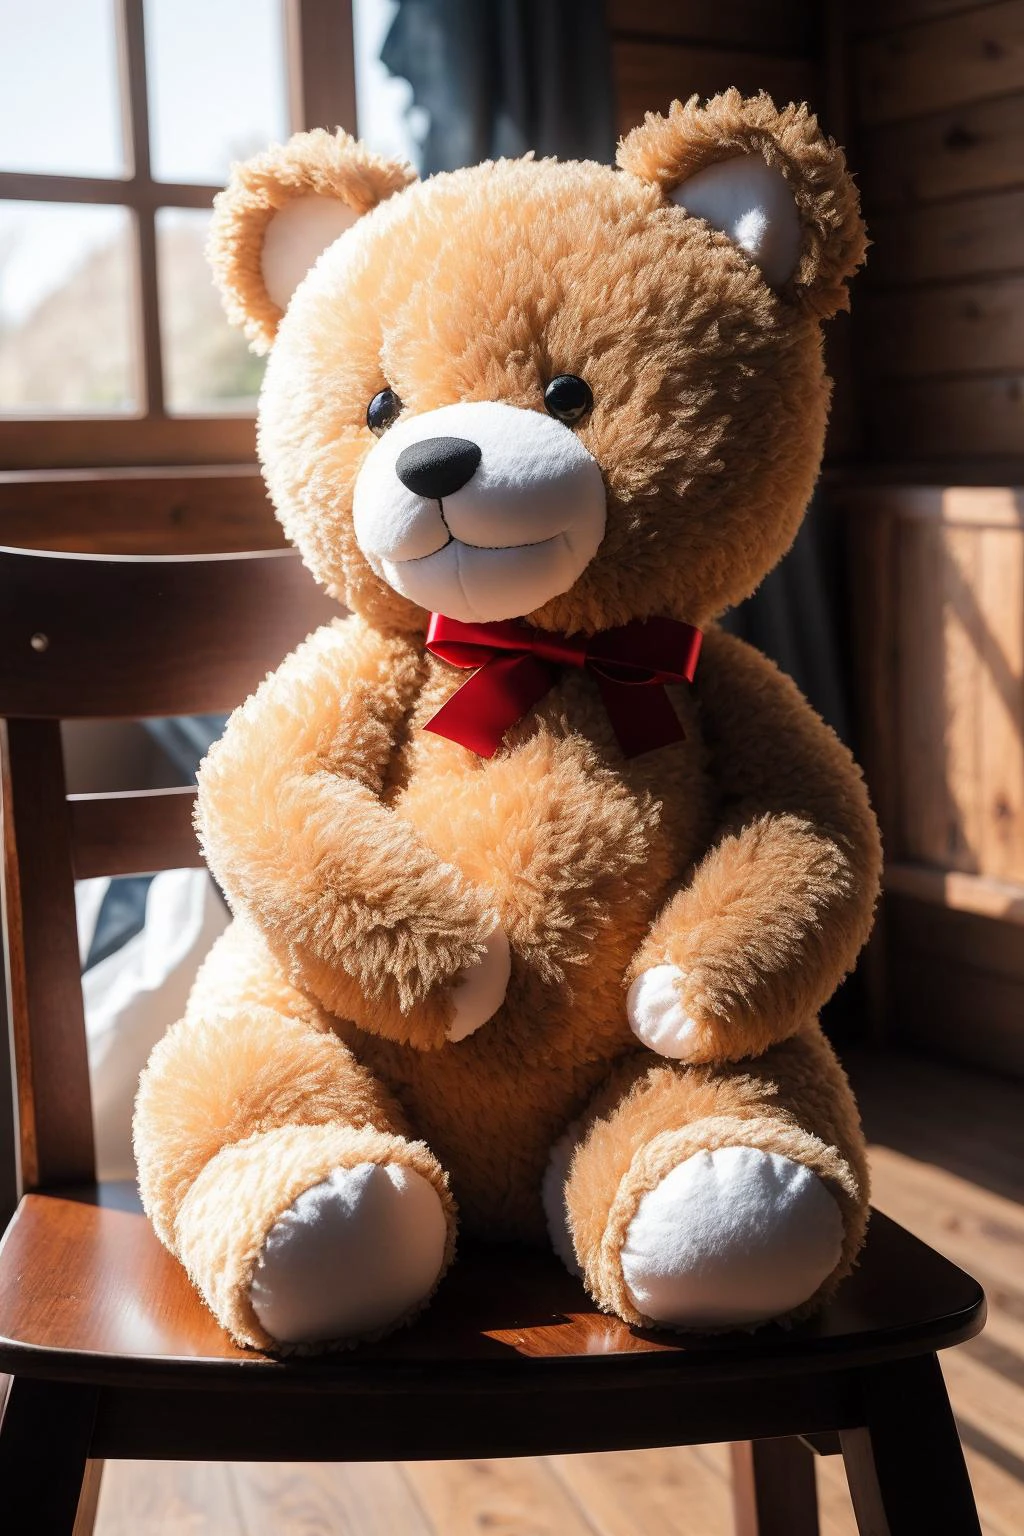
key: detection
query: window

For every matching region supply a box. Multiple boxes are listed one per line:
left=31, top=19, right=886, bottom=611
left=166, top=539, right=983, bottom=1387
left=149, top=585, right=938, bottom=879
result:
left=0, top=0, right=356, bottom=470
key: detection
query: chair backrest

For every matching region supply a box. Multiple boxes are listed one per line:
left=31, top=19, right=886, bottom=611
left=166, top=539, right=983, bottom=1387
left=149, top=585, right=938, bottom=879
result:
left=0, top=545, right=337, bottom=1196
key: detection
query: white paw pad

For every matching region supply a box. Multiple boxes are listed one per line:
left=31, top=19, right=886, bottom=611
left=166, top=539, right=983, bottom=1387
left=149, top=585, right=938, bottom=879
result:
left=626, top=964, right=698, bottom=1058
left=621, top=1146, right=844, bottom=1328
left=249, top=1162, right=447, bottom=1344
left=447, top=925, right=511, bottom=1041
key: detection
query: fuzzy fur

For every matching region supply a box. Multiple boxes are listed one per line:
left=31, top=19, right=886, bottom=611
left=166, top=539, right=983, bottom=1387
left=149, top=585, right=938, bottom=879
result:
left=135, top=93, right=880, bottom=1350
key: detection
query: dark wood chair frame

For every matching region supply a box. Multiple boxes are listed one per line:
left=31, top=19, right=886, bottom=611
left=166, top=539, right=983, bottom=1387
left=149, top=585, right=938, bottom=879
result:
left=0, top=545, right=986, bottom=1536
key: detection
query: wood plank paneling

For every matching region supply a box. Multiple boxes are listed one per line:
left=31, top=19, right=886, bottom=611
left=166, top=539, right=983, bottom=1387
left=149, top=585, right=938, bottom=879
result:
left=846, top=494, right=902, bottom=849
left=856, top=0, right=1024, bottom=127
left=606, top=0, right=818, bottom=54
left=867, top=374, right=1024, bottom=457
left=865, top=190, right=1024, bottom=286
left=886, top=861, right=1024, bottom=919
left=615, top=43, right=816, bottom=137
left=895, top=505, right=956, bottom=862
left=941, top=519, right=986, bottom=868
left=862, top=276, right=1024, bottom=378
left=853, top=0, right=1003, bottom=30
left=886, top=893, right=1024, bottom=1074
left=859, top=92, right=1024, bottom=211
left=0, top=468, right=282, bottom=555
left=845, top=485, right=1024, bottom=877
left=977, top=524, right=1024, bottom=878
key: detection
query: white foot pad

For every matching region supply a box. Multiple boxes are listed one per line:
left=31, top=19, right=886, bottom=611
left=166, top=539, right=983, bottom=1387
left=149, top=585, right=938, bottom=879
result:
left=621, top=1146, right=843, bottom=1327
left=627, top=964, right=699, bottom=1059
left=447, top=925, right=511, bottom=1042
left=250, top=1162, right=447, bottom=1345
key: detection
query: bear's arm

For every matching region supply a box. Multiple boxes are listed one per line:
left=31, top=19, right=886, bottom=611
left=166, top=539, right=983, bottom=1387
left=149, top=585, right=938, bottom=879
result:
left=628, top=628, right=881, bottom=1063
left=195, top=614, right=496, bottom=1048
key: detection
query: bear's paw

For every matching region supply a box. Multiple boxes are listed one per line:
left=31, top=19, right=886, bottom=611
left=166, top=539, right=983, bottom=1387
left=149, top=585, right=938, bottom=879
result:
left=446, top=924, right=511, bottom=1042
left=626, top=964, right=699, bottom=1059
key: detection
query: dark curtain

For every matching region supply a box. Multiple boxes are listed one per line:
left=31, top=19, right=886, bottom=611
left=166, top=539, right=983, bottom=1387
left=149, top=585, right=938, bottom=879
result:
left=722, top=498, right=851, bottom=743
left=381, top=0, right=617, bottom=170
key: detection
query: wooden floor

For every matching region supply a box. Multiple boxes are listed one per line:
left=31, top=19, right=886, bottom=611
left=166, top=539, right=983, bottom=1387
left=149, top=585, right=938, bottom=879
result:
left=94, top=1049, right=1024, bottom=1535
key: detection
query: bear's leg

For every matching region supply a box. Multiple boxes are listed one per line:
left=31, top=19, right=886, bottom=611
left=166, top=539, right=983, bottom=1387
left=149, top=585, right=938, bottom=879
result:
left=134, top=920, right=455, bottom=1351
left=546, top=1023, right=868, bottom=1329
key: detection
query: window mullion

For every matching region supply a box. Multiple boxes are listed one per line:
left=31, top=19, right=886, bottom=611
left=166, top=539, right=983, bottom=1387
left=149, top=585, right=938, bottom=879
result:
left=286, top=0, right=357, bottom=135
left=118, top=0, right=165, bottom=417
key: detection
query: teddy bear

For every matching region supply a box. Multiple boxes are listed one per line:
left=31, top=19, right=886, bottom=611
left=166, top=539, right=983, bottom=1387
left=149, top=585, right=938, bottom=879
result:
left=133, top=89, right=881, bottom=1353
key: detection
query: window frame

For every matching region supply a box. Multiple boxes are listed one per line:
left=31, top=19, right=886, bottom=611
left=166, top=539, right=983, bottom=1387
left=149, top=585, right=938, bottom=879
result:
left=0, top=0, right=356, bottom=470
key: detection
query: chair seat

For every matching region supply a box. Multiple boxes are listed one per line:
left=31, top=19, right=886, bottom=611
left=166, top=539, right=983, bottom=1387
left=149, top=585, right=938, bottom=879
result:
left=0, top=1184, right=985, bottom=1395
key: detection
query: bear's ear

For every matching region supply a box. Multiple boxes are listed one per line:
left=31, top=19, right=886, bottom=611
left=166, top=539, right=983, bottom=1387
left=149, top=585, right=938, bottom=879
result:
left=617, top=90, right=866, bottom=319
left=208, top=129, right=416, bottom=352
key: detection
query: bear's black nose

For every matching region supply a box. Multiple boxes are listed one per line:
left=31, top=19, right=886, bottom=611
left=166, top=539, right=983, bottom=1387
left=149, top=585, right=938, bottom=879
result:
left=395, top=436, right=482, bottom=500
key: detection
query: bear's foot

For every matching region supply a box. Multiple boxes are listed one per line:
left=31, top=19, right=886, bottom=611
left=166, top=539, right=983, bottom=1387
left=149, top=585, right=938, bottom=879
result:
left=613, top=1137, right=843, bottom=1330
left=250, top=1161, right=448, bottom=1345
left=174, top=1123, right=455, bottom=1351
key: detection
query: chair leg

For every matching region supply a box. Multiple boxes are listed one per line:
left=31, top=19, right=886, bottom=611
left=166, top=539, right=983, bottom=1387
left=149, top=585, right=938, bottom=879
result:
left=730, top=1437, right=820, bottom=1536
left=0, top=1376, right=99, bottom=1535
left=73, top=1461, right=106, bottom=1536
left=840, top=1354, right=981, bottom=1535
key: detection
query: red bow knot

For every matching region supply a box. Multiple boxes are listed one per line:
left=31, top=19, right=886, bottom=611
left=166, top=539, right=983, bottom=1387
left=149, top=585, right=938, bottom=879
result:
left=424, top=613, right=702, bottom=759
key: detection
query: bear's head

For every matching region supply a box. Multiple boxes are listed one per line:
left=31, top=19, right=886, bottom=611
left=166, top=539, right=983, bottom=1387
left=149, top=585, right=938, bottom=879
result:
left=210, top=91, right=865, bottom=637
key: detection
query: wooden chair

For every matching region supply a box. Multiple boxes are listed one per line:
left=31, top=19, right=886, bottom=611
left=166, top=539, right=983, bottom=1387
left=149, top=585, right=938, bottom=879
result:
left=0, top=544, right=986, bottom=1536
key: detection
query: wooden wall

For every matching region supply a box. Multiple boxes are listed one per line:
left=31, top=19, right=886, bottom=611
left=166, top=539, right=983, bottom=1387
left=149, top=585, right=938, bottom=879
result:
left=608, top=1, right=820, bottom=141
left=842, top=479, right=1024, bottom=1075
left=838, top=3, right=1024, bottom=1075
left=844, top=485, right=1024, bottom=885
left=848, top=0, right=1024, bottom=468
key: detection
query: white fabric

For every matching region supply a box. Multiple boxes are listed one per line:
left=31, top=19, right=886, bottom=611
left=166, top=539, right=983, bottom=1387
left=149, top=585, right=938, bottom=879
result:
left=542, top=1121, right=584, bottom=1276
left=627, top=963, right=698, bottom=1059
left=354, top=400, right=606, bottom=622
left=671, top=155, right=802, bottom=289
left=75, top=878, right=108, bottom=966
left=79, top=870, right=229, bottom=1180
left=261, top=192, right=360, bottom=311
left=249, top=1162, right=447, bottom=1344
left=447, top=925, right=511, bottom=1041
left=621, top=1146, right=843, bottom=1327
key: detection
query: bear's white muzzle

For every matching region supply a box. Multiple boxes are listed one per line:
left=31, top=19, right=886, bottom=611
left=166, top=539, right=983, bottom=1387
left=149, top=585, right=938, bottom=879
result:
left=353, top=400, right=606, bottom=622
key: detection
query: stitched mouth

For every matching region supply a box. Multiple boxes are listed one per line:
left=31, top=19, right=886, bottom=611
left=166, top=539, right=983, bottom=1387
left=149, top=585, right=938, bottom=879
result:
left=395, top=503, right=571, bottom=564
left=396, top=530, right=569, bottom=563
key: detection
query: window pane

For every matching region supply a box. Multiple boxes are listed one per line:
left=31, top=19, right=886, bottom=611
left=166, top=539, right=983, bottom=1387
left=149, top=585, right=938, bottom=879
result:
left=156, top=208, right=264, bottom=412
left=0, top=203, right=136, bottom=413
left=145, top=0, right=289, bottom=184
left=353, top=0, right=426, bottom=166
left=0, top=0, right=125, bottom=177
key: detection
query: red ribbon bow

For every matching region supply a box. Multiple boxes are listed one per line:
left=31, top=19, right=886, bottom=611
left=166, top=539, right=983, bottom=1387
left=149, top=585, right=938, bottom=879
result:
left=424, top=613, right=703, bottom=759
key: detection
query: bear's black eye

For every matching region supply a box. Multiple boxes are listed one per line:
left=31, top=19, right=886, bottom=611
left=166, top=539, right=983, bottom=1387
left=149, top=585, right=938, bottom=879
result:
left=367, top=387, right=403, bottom=436
left=544, top=374, right=593, bottom=425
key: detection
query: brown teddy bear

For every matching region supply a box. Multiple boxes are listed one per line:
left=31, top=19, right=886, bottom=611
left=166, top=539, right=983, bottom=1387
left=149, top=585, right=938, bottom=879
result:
left=134, top=90, right=881, bottom=1353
